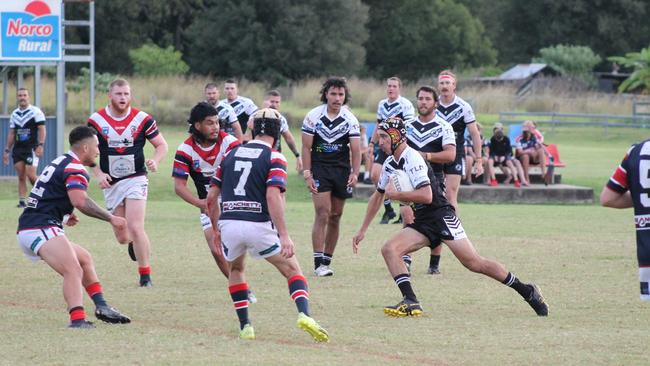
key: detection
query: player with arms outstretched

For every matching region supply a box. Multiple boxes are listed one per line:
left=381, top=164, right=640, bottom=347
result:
left=601, top=139, right=650, bottom=301
left=16, top=126, right=131, bottom=328
left=352, top=118, right=548, bottom=317
left=207, top=109, right=329, bottom=341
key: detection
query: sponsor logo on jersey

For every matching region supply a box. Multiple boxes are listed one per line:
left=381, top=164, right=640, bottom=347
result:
left=635, top=214, right=650, bottom=229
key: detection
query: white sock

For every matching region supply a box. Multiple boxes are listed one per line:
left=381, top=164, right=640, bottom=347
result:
left=639, top=267, right=650, bottom=301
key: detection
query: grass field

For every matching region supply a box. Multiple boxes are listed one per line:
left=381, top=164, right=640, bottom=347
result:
left=1, top=125, right=648, bottom=365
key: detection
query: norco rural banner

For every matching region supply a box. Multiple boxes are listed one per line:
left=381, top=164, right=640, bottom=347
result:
left=0, top=0, right=61, bottom=60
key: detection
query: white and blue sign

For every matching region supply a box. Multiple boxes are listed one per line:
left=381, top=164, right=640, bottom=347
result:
left=0, top=0, right=61, bottom=60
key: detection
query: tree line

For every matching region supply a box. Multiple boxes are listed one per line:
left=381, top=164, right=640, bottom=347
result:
left=65, top=0, right=650, bottom=82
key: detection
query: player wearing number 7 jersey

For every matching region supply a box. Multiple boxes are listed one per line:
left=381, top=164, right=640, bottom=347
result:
left=207, top=108, right=329, bottom=342
left=601, top=139, right=650, bottom=301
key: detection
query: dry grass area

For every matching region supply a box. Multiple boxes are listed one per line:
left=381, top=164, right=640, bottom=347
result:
left=4, top=76, right=647, bottom=126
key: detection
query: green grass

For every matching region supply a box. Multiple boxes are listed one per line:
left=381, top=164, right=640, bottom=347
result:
left=1, top=125, right=648, bottom=365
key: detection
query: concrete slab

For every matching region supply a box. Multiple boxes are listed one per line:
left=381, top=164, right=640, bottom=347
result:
left=352, top=183, right=594, bottom=204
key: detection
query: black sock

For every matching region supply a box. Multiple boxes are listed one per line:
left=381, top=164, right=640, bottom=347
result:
left=384, top=199, right=394, bottom=213
left=502, top=272, right=532, bottom=298
left=429, top=255, right=441, bottom=268
left=402, top=255, right=412, bottom=265
left=229, top=283, right=250, bottom=330
left=394, top=273, right=417, bottom=302
left=322, top=252, right=333, bottom=266
left=313, top=252, right=323, bottom=269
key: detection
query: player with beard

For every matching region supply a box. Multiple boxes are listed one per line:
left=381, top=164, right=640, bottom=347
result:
left=17, top=126, right=131, bottom=328
left=352, top=118, right=548, bottom=318
left=302, top=77, right=361, bottom=277
left=87, top=79, right=168, bottom=287
left=204, top=83, right=243, bottom=141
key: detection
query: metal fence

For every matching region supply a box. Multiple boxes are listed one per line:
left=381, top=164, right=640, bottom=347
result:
left=0, top=117, right=58, bottom=177
left=498, top=111, right=650, bottom=133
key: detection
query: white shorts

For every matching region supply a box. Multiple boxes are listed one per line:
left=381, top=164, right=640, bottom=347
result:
left=103, top=175, right=148, bottom=212
left=16, top=226, right=65, bottom=262
left=200, top=213, right=212, bottom=231
left=218, top=220, right=281, bottom=262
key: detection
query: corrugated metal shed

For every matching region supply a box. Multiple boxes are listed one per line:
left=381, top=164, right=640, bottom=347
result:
left=498, top=63, right=550, bottom=80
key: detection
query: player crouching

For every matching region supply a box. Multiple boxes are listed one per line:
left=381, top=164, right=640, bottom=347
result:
left=207, top=109, right=329, bottom=342
left=352, top=118, right=548, bottom=317
left=16, top=126, right=131, bottom=328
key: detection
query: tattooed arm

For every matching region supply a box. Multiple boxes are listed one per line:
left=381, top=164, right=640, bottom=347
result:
left=68, top=189, right=130, bottom=243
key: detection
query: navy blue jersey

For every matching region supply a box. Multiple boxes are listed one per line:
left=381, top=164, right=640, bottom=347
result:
left=436, top=95, right=476, bottom=156
left=302, top=105, right=360, bottom=169
left=10, top=105, right=46, bottom=149
left=607, top=140, right=650, bottom=266
left=87, top=107, right=160, bottom=184
left=18, top=153, right=89, bottom=230
left=211, top=141, right=287, bottom=222
left=488, top=136, right=513, bottom=157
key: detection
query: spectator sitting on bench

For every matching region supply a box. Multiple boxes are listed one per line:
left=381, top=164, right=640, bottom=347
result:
left=515, top=120, right=546, bottom=184
left=462, top=122, right=486, bottom=186
left=487, top=123, right=526, bottom=187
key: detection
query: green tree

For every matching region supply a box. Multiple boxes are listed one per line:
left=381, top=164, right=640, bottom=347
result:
left=184, top=0, right=368, bottom=82
left=129, top=44, right=190, bottom=76
left=534, top=44, right=601, bottom=85
left=609, top=46, right=650, bottom=93
left=461, top=0, right=650, bottom=65
left=363, top=0, right=496, bottom=81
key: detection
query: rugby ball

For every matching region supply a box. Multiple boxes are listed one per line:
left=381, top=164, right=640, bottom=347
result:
left=390, top=170, right=414, bottom=193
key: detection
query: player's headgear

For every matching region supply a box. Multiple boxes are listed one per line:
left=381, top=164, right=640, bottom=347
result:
left=378, top=117, right=406, bottom=154
left=252, top=108, right=282, bottom=145
left=187, top=102, right=218, bottom=142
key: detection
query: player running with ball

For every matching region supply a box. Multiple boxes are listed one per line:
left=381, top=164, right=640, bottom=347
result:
left=352, top=117, right=548, bottom=317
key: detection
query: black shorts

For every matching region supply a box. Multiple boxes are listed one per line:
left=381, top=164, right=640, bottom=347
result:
left=312, top=165, right=353, bottom=199
left=373, top=147, right=388, bottom=165
left=443, top=153, right=465, bottom=175
left=12, top=147, right=37, bottom=165
left=406, top=206, right=467, bottom=248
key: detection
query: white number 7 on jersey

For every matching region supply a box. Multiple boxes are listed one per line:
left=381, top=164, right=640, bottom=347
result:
left=234, top=160, right=253, bottom=196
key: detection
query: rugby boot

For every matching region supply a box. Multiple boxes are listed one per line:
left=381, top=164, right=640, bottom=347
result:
left=427, top=265, right=440, bottom=275
left=95, top=305, right=131, bottom=324
left=384, top=297, right=423, bottom=317
left=239, top=324, right=255, bottom=340
left=297, top=313, right=329, bottom=343
left=525, top=283, right=549, bottom=316
left=68, top=320, right=95, bottom=329
left=248, top=289, right=258, bottom=304
left=314, top=265, right=334, bottom=277
left=379, top=209, right=396, bottom=224
left=139, top=278, right=153, bottom=288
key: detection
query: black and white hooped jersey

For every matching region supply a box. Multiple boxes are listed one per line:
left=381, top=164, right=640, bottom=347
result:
left=18, top=152, right=89, bottom=231
left=607, top=139, right=650, bottom=265
left=87, top=107, right=160, bottom=183
left=173, top=131, right=240, bottom=199
left=377, top=96, right=415, bottom=123
left=377, top=146, right=452, bottom=216
left=221, top=96, right=258, bottom=134
left=436, top=95, right=476, bottom=155
left=302, top=105, right=361, bottom=169
left=251, top=112, right=290, bottom=152
left=211, top=140, right=287, bottom=222
left=10, top=105, right=46, bottom=149
left=406, top=116, right=455, bottom=173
